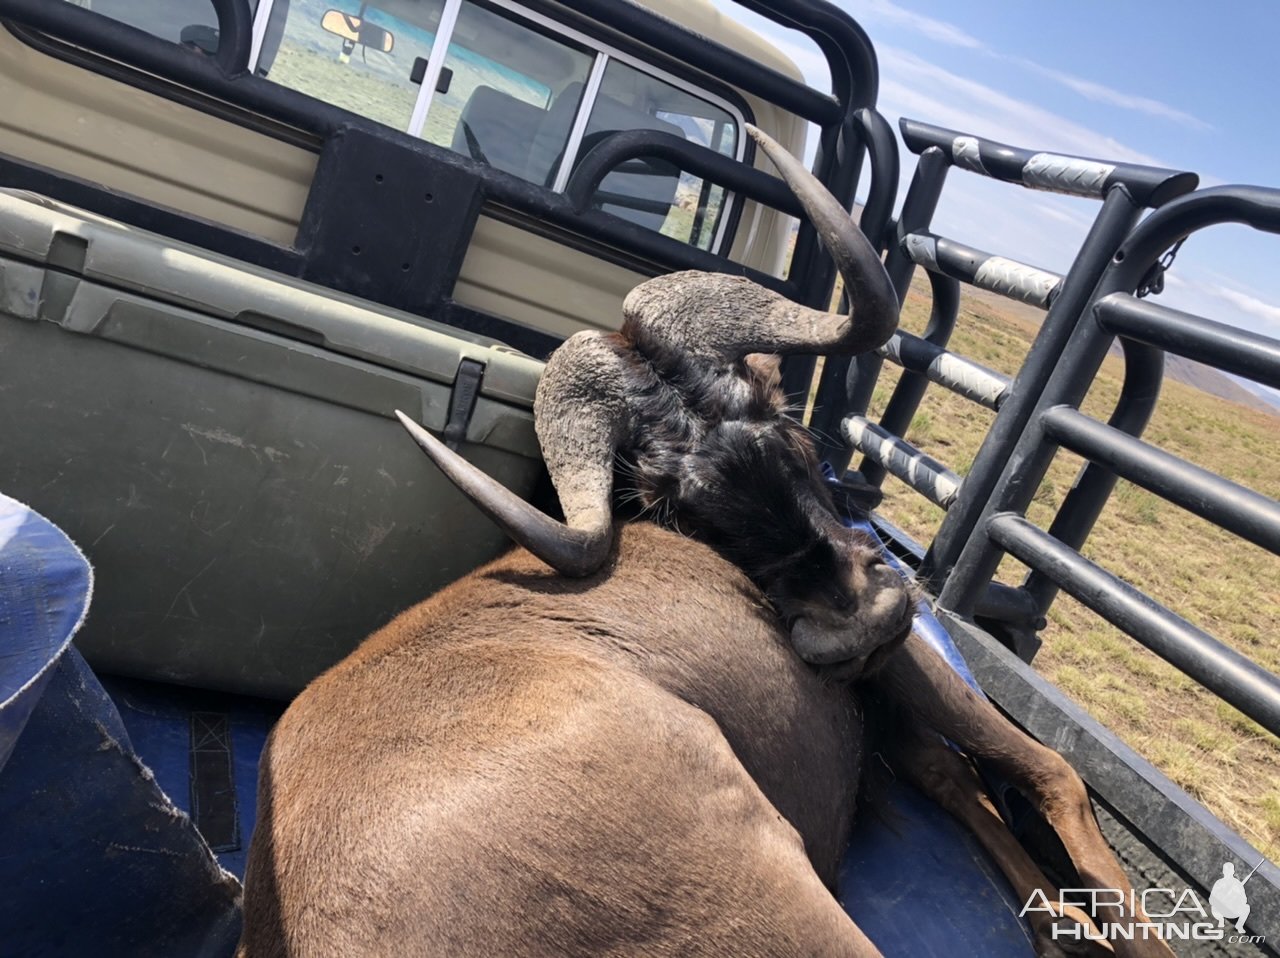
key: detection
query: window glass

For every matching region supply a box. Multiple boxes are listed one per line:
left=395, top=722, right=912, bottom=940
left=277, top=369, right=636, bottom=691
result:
left=573, top=59, right=738, bottom=251
left=60, top=0, right=221, bottom=54
left=258, top=0, right=444, bottom=131
left=241, top=0, right=739, bottom=250
left=421, top=1, right=594, bottom=187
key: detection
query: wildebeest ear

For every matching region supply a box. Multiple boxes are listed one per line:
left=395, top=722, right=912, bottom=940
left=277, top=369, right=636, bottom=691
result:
left=744, top=353, right=783, bottom=387
left=618, top=126, right=898, bottom=363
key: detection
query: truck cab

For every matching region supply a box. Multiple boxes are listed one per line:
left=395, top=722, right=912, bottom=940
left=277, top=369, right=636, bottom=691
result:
left=2, top=0, right=805, bottom=341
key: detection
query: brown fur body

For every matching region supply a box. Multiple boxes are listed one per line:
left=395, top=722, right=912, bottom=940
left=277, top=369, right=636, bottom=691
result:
left=240, top=523, right=873, bottom=957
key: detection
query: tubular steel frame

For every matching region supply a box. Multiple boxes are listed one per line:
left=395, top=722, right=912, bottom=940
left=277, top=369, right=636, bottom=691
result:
left=937, top=187, right=1280, bottom=739
left=836, top=120, right=1280, bottom=926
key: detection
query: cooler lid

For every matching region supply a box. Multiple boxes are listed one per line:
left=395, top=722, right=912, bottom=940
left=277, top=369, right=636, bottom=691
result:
left=0, top=190, right=543, bottom=407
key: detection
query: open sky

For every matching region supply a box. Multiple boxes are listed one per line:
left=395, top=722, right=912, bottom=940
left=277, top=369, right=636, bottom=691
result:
left=714, top=0, right=1280, bottom=402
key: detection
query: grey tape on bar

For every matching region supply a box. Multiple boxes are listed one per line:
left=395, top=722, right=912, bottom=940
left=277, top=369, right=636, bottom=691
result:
left=951, top=136, right=988, bottom=175
left=844, top=416, right=962, bottom=509
left=902, top=232, right=940, bottom=271
left=932, top=350, right=1009, bottom=409
left=1022, top=153, right=1116, bottom=197
left=878, top=333, right=1010, bottom=411
left=972, top=255, right=1061, bottom=308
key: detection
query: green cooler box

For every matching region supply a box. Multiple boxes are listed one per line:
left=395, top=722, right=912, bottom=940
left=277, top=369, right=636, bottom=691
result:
left=0, top=190, right=545, bottom=698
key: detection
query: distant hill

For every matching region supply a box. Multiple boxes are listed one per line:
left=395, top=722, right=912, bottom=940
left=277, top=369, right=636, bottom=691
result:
left=957, top=282, right=1278, bottom=417
left=1240, top=377, right=1280, bottom=412
left=1161, top=355, right=1278, bottom=415
left=1098, top=337, right=1277, bottom=415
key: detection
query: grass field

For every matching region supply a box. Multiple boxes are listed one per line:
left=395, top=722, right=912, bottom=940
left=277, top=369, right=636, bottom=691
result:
left=864, top=277, right=1280, bottom=862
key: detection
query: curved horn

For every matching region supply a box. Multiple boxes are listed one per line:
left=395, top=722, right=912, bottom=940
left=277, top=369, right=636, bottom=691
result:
left=395, top=410, right=612, bottom=577
left=620, top=127, right=898, bottom=361
left=747, top=123, right=899, bottom=350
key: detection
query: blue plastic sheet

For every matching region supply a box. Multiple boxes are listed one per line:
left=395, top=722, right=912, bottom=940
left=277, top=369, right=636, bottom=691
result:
left=837, top=497, right=1031, bottom=955
left=841, top=781, right=1036, bottom=955
left=842, top=513, right=983, bottom=693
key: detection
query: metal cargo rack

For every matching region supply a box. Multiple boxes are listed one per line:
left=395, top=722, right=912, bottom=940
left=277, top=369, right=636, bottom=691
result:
left=814, top=117, right=1280, bottom=944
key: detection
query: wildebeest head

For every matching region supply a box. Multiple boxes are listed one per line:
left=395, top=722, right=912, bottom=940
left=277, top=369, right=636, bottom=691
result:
left=398, top=126, right=913, bottom=676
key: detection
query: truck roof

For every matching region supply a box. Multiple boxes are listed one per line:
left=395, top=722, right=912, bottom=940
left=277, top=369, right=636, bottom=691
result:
left=632, top=0, right=806, bottom=84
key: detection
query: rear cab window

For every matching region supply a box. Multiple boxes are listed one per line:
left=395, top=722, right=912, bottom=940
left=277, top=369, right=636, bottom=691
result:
left=247, top=0, right=743, bottom=252
left=584, top=58, right=738, bottom=250
left=58, top=0, right=223, bottom=53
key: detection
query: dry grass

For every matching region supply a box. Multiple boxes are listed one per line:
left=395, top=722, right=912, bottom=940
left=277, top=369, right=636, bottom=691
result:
left=863, top=277, right=1280, bottom=862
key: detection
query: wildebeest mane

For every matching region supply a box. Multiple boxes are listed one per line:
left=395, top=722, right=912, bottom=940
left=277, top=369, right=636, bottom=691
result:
left=611, top=318, right=860, bottom=619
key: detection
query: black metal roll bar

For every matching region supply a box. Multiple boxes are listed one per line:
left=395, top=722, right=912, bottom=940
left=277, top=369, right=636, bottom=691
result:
left=1098, top=294, right=1280, bottom=387
left=1043, top=404, right=1280, bottom=553
left=556, top=0, right=846, bottom=125
left=854, top=108, right=900, bottom=252
left=898, top=232, right=1062, bottom=308
left=852, top=271, right=974, bottom=492
left=989, top=513, right=1280, bottom=736
left=821, top=124, right=1280, bottom=924
left=565, top=131, right=803, bottom=218
left=811, top=140, right=954, bottom=470
left=913, top=160, right=1194, bottom=602
left=881, top=329, right=1009, bottom=412
left=899, top=119, right=1198, bottom=207
left=805, top=107, right=899, bottom=465
left=818, top=119, right=1199, bottom=663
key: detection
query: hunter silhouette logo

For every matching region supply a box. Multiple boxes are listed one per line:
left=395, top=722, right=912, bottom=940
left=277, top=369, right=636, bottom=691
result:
left=1021, top=858, right=1267, bottom=945
left=1210, top=860, right=1260, bottom=933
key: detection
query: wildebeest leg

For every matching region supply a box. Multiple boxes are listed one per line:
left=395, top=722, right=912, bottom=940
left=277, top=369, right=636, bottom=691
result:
left=892, top=721, right=1113, bottom=958
left=708, top=835, right=885, bottom=958
left=874, top=634, right=1175, bottom=958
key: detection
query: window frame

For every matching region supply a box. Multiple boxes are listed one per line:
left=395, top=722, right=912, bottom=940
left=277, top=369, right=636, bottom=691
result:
left=247, top=0, right=747, bottom=254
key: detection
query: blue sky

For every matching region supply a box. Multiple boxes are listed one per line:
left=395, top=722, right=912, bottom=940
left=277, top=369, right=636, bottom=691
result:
left=714, top=0, right=1280, bottom=400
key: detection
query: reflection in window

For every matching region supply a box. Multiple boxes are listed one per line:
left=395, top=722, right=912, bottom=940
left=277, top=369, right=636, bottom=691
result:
left=261, top=0, right=445, bottom=132
left=59, top=0, right=221, bottom=53
left=574, top=60, right=738, bottom=251
left=422, top=1, right=594, bottom=187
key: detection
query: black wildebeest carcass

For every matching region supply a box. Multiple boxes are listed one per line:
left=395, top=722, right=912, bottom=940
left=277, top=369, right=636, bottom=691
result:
left=238, top=127, right=1170, bottom=958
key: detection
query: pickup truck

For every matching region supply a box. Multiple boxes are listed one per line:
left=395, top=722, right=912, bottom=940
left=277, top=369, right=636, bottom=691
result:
left=0, top=1, right=1276, bottom=955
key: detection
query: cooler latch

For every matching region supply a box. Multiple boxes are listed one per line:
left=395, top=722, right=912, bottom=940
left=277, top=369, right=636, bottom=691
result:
left=443, top=359, right=486, bottom=451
